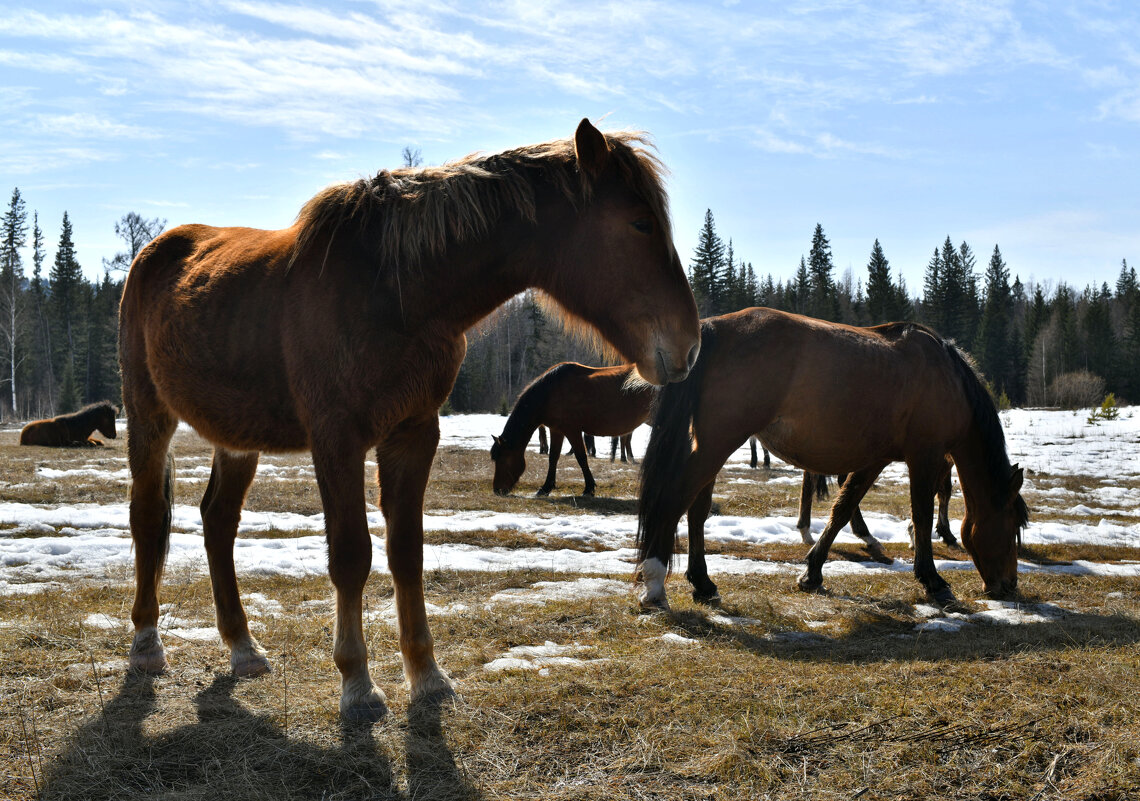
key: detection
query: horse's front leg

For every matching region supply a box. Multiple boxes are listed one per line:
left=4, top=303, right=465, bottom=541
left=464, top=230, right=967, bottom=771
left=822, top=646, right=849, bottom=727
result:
left=378, top=416, right=455, bottom=702
left=537, top=429, right=564, bottom=496
left=684, top=481, right=719, bottom=603
left=798, top=465, right=885, bottom=592
left=201, top=448, right=269, bottom=677
left=796, top=472, right=817, bottom=544
left=908, top=455, right=955, bottom=606
left=564, top=430, right=596, bottom=496
left=312, top=433, right=387, bottom=722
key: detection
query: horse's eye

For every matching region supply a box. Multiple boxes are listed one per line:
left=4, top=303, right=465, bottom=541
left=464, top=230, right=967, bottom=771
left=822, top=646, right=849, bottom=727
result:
left=631, top=219, right=653, bottom=235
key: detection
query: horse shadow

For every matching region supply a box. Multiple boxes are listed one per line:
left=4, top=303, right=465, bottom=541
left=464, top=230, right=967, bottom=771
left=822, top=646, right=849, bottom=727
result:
left=544, top=495, right=640, bottom=515
left=661, top=590, right=1140, bottom=666
left=36, top=673, right=483, bottom=801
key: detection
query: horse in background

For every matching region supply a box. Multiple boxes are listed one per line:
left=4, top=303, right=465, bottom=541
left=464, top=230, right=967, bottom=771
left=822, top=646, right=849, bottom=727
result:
left=20, top=401, right=118, bottom=447
left=748, top=436, right=770, bottom=469
left=119, top=119, right=700, bottom=721
left=637, top=308, right=1026, bottom=610
left=611, top=433, right=635, bottom=463
left=491, top=362, right=654, bottom=496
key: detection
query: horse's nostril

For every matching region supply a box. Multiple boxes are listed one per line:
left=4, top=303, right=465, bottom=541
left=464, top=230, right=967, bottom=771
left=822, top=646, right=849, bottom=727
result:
left=686, top=342, right=700, bottom=370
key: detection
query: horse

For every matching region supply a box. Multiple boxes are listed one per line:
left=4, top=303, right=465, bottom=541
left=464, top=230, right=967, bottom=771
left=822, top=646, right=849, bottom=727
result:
left=491, top=361, right=654, bottom=496
left=792, top=458, right=959, bottom=559
left=119, top=119, right=700, bottom=721
left=19, top=401, right=118, bottom=446
left=637, top=308, right=1026, bottom=610
left=748, top=436, right=770, bottom=469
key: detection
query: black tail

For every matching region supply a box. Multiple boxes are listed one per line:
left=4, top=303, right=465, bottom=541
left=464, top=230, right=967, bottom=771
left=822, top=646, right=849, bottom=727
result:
left=637, top=322, right=717, bottom=566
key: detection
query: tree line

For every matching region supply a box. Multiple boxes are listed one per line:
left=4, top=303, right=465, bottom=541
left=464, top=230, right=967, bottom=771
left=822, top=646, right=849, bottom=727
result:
left=0, top=188, right=164, bottom=421
left=2, top=184, right=1134, bottom=420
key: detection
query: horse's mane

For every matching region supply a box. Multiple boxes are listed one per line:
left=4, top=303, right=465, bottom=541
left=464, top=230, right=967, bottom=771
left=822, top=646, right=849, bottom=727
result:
left=881, top=323, right=1027, bottom=525
left=499, top=363, right=578, bottom=450
left=57, top=400, right=116, bottom=423
left=291, top=130, right=671, bottom=272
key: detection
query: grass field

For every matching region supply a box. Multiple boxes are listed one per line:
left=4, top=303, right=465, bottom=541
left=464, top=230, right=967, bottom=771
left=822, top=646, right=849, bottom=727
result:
left=1, top=421, right=1138, bottom=800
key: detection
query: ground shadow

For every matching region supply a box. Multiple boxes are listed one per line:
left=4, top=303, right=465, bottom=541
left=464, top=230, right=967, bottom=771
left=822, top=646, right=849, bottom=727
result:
left=663, top=591, right=1140, bottom=667
left=37, top=673, right=482, bottom=801
left=544, top=494, right=640, bottom=515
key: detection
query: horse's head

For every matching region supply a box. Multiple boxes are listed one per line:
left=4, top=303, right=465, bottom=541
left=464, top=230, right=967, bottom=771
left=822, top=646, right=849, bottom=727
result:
left=960, top=465, right=1026, bottom=598
left=490, top=435, right=524, bottom=496
left=536, top=119, right=700, bottom=387
left=98, top=404, right=119, bottom=439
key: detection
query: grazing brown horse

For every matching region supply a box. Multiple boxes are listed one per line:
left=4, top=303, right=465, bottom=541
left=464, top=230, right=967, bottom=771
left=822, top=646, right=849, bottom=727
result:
left=119, top=119, right=700, bottom=721
left=491, top=362, right=654, bottom=496
left=637, top=308, right=1026, bottom=610
left=20, top=401, right=118, bottom=446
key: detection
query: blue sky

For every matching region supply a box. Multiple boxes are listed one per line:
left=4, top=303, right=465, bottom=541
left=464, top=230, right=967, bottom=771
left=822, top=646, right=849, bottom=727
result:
left=2, top=1, right=1138, bottom=294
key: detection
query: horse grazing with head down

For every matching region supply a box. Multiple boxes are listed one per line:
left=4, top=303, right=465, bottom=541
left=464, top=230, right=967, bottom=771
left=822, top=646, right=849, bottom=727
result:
left=20, top=401, right=118, bottom=447
left=637, top=308, right=1026, bottom=611
left=491, top=361, right=654, bottom=497
left=119, top=119, right=700, bottom=721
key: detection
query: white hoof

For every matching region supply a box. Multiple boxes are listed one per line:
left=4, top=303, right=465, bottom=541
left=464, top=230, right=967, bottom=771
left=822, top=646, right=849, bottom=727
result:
left=798, top=527, right=815, bottom=545
left=637, top=558, right=670, bottom=611
left=340, top=675, right=389, bottom=722
left=129, top=626, right=167, bottom=674
left=407, top=663, right=456, bottom=703
left=231, top=638, right=272, bottom=677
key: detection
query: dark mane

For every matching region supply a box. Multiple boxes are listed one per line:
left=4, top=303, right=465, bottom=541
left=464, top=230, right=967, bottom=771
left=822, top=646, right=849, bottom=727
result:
left=57, top=400, right=117, bottom=423
left=291, top=130, right=671, bottom=271
left=500, top=363, right=578, bottom=449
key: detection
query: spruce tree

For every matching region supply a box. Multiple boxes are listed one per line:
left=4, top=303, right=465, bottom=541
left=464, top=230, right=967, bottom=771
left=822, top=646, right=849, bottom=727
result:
left=689, top=209, right=725, bottom=316
left=864, top=239, right=894, bottom=324
left=921, top=247, right=943, bottom=332
left=793, top=257, right=810, bottom=315
left=28, top=213, right=54, bottom=414
left=50, top=212, right=85, bottom=395
left=807, top=223, right=838, bottom=320
left=977, top=245, right=1013, bottom=395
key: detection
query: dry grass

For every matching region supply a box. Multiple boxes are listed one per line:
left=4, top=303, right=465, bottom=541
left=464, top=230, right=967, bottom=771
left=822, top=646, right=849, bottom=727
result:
left=0, top=426, right=1138, bottom=799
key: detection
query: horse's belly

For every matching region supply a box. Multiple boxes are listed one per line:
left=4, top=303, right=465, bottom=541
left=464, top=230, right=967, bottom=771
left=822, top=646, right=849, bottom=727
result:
left=760, top=418, right=899, bottom=475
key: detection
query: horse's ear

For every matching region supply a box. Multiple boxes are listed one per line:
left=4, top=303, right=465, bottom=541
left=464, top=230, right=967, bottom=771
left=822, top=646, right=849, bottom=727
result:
left=574, top=118, right=610, bottom=178
left=492, top=435, right=501, bottom=446
left=1008, top=465, right=1024, bottom=496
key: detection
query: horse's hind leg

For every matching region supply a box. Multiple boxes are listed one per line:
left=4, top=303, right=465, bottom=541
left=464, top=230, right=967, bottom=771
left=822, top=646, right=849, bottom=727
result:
left=798, top=465, right=885, bottom=592
left=935, top=460, right=960, bottom=548
left=622, top=433, right=635, bottom=464
left=684, top=481, right=719, bottom=603
left=908, top=455, right=956, bottom=604
left=201, top=448, right=269, bottom=677
left=125, top=408, right=178, bottom=674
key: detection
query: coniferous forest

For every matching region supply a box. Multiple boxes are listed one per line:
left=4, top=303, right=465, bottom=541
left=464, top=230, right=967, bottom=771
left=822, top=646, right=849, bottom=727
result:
left=1, top=188, right=1135, bottom=420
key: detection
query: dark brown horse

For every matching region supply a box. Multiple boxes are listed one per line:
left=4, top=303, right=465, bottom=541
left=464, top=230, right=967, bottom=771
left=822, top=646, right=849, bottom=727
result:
left=19, top=401, right=118, bottom=446
left=119, top=119, right=700, bottom=721
left=611, top=433, right=635, bottom=463
left=637, top=308, right=1026, bottom=610
left=491, top=362, right=654, bottom=496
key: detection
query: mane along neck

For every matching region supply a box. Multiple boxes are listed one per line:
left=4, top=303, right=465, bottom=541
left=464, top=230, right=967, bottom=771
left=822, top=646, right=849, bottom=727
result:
left=501, top=365, right=572, bottom=450
left=290, top=132, right=670, bottom=274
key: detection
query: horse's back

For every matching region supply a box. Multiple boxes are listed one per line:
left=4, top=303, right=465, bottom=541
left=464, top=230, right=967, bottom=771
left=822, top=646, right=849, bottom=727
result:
left=544, top=362, right=651, bottom=436
left=19, top=419, right=64, bottom=446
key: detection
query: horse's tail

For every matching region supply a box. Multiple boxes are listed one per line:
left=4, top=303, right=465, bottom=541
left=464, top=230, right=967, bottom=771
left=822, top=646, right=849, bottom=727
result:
left=159, top=453, right=175, bottom=564
left=637, top=321, right=716, bottom=566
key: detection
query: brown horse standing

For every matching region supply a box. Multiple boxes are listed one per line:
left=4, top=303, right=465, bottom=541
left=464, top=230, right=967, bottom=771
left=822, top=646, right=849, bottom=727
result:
left=119, top=119, right=700, bottom=720
left=637, top=308, right=1026, bottom=610
left=20, top=401, right=118, bottom=446
left=491, top=362, right=653, bottom=496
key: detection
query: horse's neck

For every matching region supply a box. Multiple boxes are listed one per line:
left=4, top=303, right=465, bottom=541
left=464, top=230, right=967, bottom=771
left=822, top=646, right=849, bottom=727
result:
left=949, top=426, right=1000, bottom=516
left=501, top=383, right=553, bottom=451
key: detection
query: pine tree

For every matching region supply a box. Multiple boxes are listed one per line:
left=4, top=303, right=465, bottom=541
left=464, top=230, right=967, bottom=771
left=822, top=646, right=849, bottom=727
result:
left=793, top=257, right=810, bottom=315
left=864, top=239, right=895, bottom=324
left=28, top=212, right=54, bottom=414
left=807, top=223, right=838, bottom=320
left=50, top=212, right=85, bottom=393
left=1, top=188, right=28, bottom=416
left=689, top=210, right=725, bottom=316
left=976, top=245, right=1013, bottom=395
left=921, top=247, right=943, bottom=332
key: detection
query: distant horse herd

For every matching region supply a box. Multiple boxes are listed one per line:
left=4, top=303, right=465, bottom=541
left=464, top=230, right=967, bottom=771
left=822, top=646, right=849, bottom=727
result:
left=16, top=121, right=1029, bottom=720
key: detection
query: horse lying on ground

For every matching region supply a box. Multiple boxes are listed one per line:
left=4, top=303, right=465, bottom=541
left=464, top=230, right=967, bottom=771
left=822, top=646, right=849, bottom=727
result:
left=492, top=361, right=654, bottom=496
left=637, top=308, right=1026, bottom=610
left=119, top=119, right=700, bottom=721
left=19, top=401, right=118, bottom=447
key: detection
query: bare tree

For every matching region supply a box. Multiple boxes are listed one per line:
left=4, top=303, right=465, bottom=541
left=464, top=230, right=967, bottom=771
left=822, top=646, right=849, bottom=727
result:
left=401, top=146, right=423, bottom=168
left=102, top=212, right=166, bottom=274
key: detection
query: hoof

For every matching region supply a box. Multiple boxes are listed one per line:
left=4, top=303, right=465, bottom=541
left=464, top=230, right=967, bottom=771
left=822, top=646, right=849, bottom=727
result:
left=864, top=542, right=893, bottom=565
left=129, top=627, right=167, bottom=675
left=691, top=589, right=721, bottom=606
left=535, top=487, right=552, bottom=497
left=232, top=654, right=272, bottom=678
left=798, top=529, right=815, bottom=546
left=638, top=591, right=670, bottom=613
left=582, top=488, right=595, bottom=497
left=796, top=572, right=823, bottom=593
left=928, top=587, right=959, bottom=609
left=340, top=684, right=389, bottom=723
left=409, top=666, right=456, bottom=704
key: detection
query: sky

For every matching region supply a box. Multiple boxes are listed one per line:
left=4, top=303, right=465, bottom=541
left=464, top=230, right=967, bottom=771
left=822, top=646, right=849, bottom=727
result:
left=2, top=1, right=1138, bottom=294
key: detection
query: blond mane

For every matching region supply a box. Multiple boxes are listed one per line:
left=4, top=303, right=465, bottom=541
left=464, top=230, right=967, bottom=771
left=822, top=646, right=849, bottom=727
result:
left=290, top=131, right=671, bottom=271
